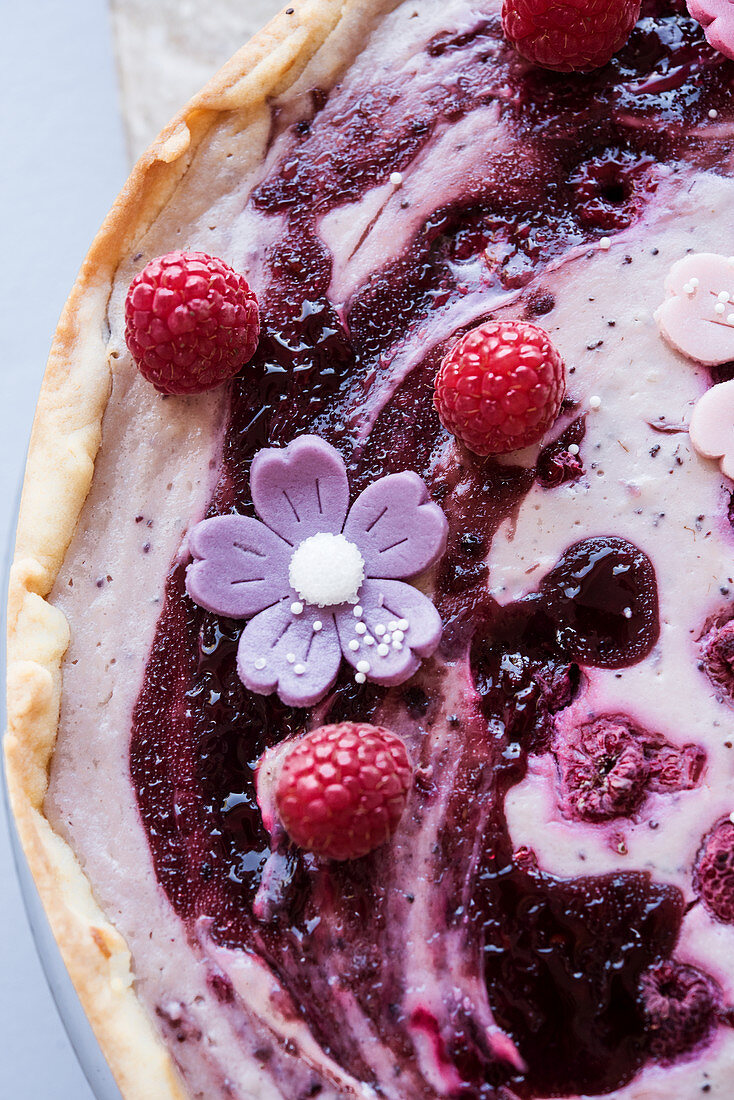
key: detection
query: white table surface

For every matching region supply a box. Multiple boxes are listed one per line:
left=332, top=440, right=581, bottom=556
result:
left=0, top=1, right=127, bottom=1095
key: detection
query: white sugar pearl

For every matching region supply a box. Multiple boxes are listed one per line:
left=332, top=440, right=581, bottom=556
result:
left=390, top=171, right=403, bottom=186
left=286, top=653, right=296, bottom=664
left=690, top=278, right=699, bottom=288
left=599, top=237, right=611, bottom=251
left=312, top=620, right=322, bottom=632
left=254, top=658, right=266, bottom=670
left=356, top=660, right=370, bottom=674
left=397, top=619, right=409, bottom=630
left=291, top=602, right=303, bottom=615
left=568, top=444, right=580, bottom=456
left=377, top=643, right=390, bottom=657
left=710, top=108, right=719, bottom=119
left=718, top=291, right=730, bottom=301
left=589, top=396, right=602, bottom=410
left=623, top=607, right=632, bottom=620
left=355, top=622, right=367, bottom=635
left=392, top=630, right=405, bottom=642
left=294, top=664, right=306, bottom=676
left=375, top=624, right=386, bottom=636
left=353, top=605, right=363, bottom=618
left=383, top=634, right=392, bottom=644
left=716, top=303, right=726, bottom=315
left=683, top=282, right=695, bottom=295
left=729, top=810, right=734, bottom=824
left=355, top=672, right=367, bottom=684
left=364, top=636, right=375, bottom=646
left=393, top=640, right=403, bottom=650
left=349, top=640, right=360, bottom=651
left=388, top=621, right=398, bottom=631
left=727, top=314, right=734, bottom=325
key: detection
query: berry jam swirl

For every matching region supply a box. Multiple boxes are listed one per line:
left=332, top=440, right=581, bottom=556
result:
left=131, top=4, right=734, bottom=1095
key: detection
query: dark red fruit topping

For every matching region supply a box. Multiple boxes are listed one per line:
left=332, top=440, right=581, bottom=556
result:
left=639, top=960, right=720, bottom=1062
left=555, top=714, right=705, bottom=822
left=700, top=610, right=734, bottom=704
left=541, top=536, right=659, bottom=668
left=124, top=250, right=260, bottom=395
left=536, top=414, right=586, bottom=487
left=570, top=150, right=656, bottom=230
left=694, top=819, right=734, bottom=923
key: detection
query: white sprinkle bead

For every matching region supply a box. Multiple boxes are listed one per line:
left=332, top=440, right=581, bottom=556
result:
left=397, top=618, right=409, bottom=631
left=294, top=663, right=306, bottom=676
left=690, top=277, right=699, bottom=288
left=683, top=282, right=695, bottom=295
left=254, top=658, right=266, bottom=670
left=727, top=314, right=734, bottom=325
left=375, top=624, right=386, bottom=636
left=392, top=629, right=405, bottom=642
left=383, top=634, right=392, bottom=645
left=589, top=396, right=602, bottom=410
left=355, top=622, right=367, bottom=635
left=364, top=635, right=375, bottom=646
left=356, top=660, right=370, bottom=674
left=313, top=620, right=322, bottom=632
left=291, top=602, right=304, bottom=615
left=729, top=810, right=734, bottom=824
left=568, top=443, right=580, bottom=456
left=623, top=607, right=632, bottom=620
left=390, top=171, right=403, bottom=186
left=718, top=291, right=730, bottom=301
left=349, top=639, right=360, bottom=651
left=353, top=605, right=363, bottom=618
left=377, top=643, right=390, bottom=657
left=710, top=108, right=719, bottom=119
left=388, top=621, right=398, bottom=632
left=355, top=672, right=367, bottom=684
left=716, top=303, right=726, bottom=315
left=393, top=640, right=403, bottom=650
left=599, top=236, right=611, bottom=251
left=286, top=653, right=296, bottom=664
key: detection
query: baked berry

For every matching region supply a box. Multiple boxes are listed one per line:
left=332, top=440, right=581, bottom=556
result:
left=502, top=0, right=641, bottom=73
left=274, top=722, right=413, bottom=861
left=694, top=819, right=734, bottom=923
left=434, top=320, right=565, bottom=456
left=124, top=250, right=260, bottom=395
left=638, top=960, right=719, bottom=1062
left=700, top=612, right=734, bottom=704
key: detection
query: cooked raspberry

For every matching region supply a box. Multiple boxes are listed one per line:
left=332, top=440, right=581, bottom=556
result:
left=700, top=611, right=734, bottom=705
left=638, top=960, right=719, bottom=1063
left=502, top=0, right=641, bottom=73
left=556, top=715, right=705, bottom=823
left=124, top=250, right=260, bottom=395
left=274, top=722, right=413, bottom=861
left=694, top=819, right=734, bottom=923
left=434, top=320, right=565, bottom=456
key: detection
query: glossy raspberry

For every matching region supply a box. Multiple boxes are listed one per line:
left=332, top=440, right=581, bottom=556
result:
left=694, top=819, right=734, bottom=923
left=434, top=320, right=565, bottom=456
left=275, top=723, right=413, bottom=861
left=502, top=0, right=641, bottom=73
left=124, top=250, right=260, bottom=395
left=638, top=960, right=719, bottom=1062
left=700, top=612, right=734, bottom=704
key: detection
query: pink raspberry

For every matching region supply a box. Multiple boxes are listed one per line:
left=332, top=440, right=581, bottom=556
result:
left=124, top=250, right=260, bottom=395
left=502, top=0, right=641, bottom=73
left=434, top=320, right=566, bottom=456
left=274, top=722, right=413, bottom=861
left=639, top=960, right=719, bottom=1062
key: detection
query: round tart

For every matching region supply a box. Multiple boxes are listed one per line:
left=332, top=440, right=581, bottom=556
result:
left=7, top=1, right=734, bottom=1098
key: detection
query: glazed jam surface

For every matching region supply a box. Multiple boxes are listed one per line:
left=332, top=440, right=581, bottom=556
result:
left=132, top=4, right=734, bottom=1096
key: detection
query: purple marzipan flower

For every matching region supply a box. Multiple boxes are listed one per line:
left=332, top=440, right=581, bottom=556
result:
left=185, top=435, right=448, bottom=708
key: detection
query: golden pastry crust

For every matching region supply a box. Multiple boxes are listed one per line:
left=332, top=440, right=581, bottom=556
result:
left=4, top=3, right=383, bottom=1096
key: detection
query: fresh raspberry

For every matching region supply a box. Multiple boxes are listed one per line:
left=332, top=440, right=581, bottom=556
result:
left=274, top=723, right=413, bottom=861
left=502, top=0, right=641, bottom=73
left=434, top=320, right=565, bottom=456
left=124, top=250, right=260, bottom=395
